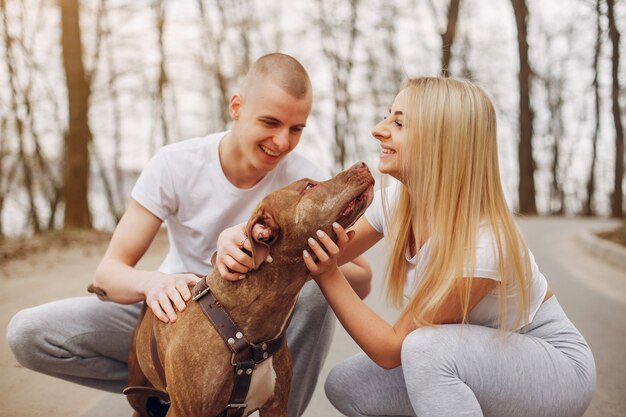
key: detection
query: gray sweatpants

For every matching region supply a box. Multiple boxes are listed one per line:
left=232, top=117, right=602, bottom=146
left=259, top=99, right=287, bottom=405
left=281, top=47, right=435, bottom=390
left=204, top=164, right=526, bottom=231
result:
left=325, top=297, right=595, bottom=417
left=6, top=280, right=334, bottom=417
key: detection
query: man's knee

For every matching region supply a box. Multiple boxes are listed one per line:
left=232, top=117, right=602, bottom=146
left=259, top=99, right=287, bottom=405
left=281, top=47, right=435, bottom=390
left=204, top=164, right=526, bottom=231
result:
left=325, top=365, right=360, bottom=416
left=6, top=308, right=47, bottom=370
left=297, top=281, right=331, bottom=317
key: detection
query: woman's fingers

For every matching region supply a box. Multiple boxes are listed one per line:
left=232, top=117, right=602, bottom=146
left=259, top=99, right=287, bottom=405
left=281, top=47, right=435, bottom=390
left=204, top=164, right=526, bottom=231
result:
left=332, top=222, right=350, bottom=244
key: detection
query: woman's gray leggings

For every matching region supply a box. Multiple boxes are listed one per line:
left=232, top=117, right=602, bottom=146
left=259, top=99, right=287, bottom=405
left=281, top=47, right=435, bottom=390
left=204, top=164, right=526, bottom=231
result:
left=5, top=280, right=334, bottom=417
left=325, top=297, right=595, bottom=417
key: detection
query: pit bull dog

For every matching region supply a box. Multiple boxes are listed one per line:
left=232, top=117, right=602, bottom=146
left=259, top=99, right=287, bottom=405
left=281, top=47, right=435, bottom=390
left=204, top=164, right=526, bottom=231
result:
left=112, top=162, right=374, bottom=417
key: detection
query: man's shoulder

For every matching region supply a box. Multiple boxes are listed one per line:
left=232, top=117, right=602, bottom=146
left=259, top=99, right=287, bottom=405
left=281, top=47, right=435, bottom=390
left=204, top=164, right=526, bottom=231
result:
left=160, top=132, right=224, bottom=157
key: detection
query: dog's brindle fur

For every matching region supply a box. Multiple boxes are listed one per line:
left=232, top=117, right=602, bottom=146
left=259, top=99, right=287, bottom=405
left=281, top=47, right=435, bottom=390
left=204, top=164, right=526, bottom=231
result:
left=94, top=162, right=374, bottom=417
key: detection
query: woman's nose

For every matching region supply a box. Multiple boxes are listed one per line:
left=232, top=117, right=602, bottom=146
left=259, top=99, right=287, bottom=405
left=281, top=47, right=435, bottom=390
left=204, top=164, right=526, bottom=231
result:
left=371, top=120, right=389, bottom=142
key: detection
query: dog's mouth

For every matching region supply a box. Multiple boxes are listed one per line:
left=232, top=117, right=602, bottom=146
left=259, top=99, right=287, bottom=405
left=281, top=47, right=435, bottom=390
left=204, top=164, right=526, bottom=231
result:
left=336, top=183, right=374, bottom=230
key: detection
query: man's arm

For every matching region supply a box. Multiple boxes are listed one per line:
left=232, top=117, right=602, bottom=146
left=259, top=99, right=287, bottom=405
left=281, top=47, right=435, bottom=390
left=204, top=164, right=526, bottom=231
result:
left=93, top=200, right=200, bottom=323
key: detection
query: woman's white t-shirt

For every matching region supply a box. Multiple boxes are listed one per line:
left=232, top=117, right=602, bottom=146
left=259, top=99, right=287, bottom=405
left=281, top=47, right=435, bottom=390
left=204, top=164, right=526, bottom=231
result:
left=364, top=182, right=548, bottom=331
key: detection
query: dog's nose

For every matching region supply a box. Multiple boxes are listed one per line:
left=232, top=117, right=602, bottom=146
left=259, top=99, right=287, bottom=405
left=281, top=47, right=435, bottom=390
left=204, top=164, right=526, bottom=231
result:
left=349, top=161, right=370, bottom=173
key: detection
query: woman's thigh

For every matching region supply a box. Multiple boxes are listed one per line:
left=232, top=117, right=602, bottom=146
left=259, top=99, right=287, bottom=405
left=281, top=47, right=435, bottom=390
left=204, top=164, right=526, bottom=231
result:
left=401, top=321, right=594, bottom=417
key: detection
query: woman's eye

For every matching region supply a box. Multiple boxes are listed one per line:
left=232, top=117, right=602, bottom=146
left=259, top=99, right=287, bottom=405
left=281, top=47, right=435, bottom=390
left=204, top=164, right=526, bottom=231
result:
left=395, top=120, right=403, bottom=127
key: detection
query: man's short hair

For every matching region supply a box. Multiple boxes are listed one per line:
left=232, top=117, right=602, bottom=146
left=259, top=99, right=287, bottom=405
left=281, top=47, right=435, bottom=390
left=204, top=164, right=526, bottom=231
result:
left=241, top=53, right=311, bottom=99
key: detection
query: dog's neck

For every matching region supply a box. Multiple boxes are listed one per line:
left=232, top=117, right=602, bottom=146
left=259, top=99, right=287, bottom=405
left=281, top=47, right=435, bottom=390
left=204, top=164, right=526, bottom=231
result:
left=204, top=255, right=308, bottom=343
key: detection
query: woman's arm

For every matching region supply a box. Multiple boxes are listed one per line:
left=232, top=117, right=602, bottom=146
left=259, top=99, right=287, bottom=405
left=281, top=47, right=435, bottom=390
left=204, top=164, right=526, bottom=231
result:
left=305, top=226, right=496, bottom=369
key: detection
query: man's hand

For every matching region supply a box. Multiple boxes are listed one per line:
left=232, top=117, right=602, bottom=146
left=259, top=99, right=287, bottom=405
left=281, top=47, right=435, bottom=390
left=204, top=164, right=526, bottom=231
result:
left=143, top=273, right=202, bottom=323
left=215, top=222, right=255, bottom=281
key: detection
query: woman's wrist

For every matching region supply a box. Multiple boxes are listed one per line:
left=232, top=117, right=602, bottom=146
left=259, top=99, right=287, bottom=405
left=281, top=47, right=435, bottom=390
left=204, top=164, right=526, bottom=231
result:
left=313, top=265, right=342, bottom=286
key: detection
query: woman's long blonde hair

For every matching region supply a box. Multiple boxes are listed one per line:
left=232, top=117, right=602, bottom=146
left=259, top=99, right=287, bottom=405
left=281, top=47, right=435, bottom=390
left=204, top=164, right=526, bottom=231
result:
left=383, top=77, right=531, bottom=330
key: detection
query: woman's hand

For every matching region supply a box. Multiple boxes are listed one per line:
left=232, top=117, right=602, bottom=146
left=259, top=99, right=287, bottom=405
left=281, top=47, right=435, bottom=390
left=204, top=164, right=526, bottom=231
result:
left=143, top=273, right=202, bottom=323
left=214, top=222, right=254, bottom=281
left=303, top=222, right=355, bottom=279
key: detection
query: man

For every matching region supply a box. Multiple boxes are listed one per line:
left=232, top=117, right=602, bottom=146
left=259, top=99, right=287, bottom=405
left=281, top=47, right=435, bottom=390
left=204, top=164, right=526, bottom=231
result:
left=6, top=53, right=371, bottom=417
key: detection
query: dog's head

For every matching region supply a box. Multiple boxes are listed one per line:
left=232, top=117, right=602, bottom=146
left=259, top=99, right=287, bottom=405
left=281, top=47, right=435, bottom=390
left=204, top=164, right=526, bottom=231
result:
left=246, top=162, right=375, bottom=268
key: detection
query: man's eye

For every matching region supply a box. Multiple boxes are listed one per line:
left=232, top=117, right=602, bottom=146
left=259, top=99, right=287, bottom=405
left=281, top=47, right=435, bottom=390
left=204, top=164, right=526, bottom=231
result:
left=262, top=119, right=278, bottom=127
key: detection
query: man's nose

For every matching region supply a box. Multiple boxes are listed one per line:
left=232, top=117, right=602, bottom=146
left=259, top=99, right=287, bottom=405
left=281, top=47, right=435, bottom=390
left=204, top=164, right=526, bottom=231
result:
left=274, top=129, right=291, bottom=152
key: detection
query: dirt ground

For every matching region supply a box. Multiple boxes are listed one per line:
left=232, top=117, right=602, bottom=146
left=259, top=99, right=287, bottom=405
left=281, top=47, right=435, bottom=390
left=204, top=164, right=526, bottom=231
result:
left=0, top=229, right=169, bottom=417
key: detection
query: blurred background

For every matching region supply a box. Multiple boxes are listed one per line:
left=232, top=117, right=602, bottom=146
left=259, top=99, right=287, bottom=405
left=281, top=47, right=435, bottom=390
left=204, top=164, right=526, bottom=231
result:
left=0, top=0, right=624, bottom=237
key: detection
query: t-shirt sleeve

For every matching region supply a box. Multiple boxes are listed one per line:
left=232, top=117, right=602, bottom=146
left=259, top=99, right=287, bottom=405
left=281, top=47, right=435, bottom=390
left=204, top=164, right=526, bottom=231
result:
left=131, top=150, right=177, bottom=221
left=462, top=229, right=502, bottom=281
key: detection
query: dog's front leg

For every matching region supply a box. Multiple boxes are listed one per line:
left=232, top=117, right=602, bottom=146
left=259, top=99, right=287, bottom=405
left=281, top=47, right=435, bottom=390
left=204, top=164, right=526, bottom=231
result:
left=257, top=345, right=292, bottom=417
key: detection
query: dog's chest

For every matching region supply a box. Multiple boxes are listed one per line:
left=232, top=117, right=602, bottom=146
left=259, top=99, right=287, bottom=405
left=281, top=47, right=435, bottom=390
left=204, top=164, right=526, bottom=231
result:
left=244, top=356, right=276, bottom=414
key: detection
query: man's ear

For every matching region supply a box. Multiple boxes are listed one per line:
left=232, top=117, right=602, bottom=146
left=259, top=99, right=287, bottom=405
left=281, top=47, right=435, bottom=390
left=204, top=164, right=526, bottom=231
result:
left=229, top=94, right=241, bottom=121
left=246, top=209, right=280, bottom=270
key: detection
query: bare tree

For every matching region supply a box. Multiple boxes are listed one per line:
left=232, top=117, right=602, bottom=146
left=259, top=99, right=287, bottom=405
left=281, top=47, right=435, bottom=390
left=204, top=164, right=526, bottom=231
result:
left=318, top=0, right=361, bottom=170
left=511, top=0, right=537, bottom=214
left=583, top=0, right=603, bottom=216
left=153, top=0, right=173, bottom=147
left=59, top=0, right=93, bottom=229
left=440, top=0, right=461, bottom=77
left=2, top=0, right=41, bottom=232
left=364, top=0, right=404, bottom=121
left=195, top=0, right=257, bottom=131
left=607, top=0, right=624, bottom=218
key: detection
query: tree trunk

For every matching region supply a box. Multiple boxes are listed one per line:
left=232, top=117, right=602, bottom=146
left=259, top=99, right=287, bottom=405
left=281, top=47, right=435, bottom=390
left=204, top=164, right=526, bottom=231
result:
left=440, top=0, right=461, bottom=77
left=318, top=0, right=360, bottom=170
left=583, top=0, right=603, bottom=216
left=607, top=0, right=624, bottom=218
left=59, top=0, right=92, bottom=229
left=154, top=0, right=170, bottom=147
left=2, top=0, right=41, bottom=232
left=511, top=0, right=537, bottom=214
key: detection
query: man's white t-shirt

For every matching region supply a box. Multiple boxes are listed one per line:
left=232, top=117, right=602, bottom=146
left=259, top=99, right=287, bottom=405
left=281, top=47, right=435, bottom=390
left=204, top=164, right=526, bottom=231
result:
left=131, top=131, right=323, bottom=275
left=364, top=181, right=547, bottom=331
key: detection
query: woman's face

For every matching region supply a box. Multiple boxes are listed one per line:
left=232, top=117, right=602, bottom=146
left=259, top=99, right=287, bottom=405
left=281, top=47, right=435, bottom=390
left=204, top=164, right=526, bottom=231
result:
left=371, top=89, right=408, bottom=180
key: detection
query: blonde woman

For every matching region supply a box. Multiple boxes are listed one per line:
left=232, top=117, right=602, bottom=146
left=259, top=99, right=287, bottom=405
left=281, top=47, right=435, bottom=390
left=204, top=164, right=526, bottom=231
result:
left=302, top=77, right=596, bottom=416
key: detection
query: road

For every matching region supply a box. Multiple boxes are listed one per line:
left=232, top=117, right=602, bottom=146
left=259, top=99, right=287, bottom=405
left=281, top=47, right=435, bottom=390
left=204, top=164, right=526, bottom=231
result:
left=1, top=217, right=624, bottom=416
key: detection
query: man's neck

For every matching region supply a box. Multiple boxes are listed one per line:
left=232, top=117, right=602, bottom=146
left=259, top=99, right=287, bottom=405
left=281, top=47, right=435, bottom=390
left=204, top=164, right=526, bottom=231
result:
left=219, top=133, right=266, bottom=189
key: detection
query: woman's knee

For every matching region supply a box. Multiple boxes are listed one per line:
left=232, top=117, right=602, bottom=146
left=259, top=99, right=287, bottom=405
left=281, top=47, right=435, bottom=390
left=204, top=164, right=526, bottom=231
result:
left=401, top=326, right=466, bottom=374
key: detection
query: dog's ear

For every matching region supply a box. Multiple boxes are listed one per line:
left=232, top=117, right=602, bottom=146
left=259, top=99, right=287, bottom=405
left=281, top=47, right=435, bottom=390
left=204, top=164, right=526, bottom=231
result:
left=246, top=209, right=280, bottom=270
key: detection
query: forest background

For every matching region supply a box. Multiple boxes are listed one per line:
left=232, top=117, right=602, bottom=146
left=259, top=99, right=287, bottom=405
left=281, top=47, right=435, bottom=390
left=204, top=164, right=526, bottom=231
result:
left=0, top=0, right=624, bottom=239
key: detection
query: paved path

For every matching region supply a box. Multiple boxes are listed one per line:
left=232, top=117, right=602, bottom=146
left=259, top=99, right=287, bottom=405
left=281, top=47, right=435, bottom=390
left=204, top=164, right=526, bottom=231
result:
left=1, top=217, right=624, bottom=416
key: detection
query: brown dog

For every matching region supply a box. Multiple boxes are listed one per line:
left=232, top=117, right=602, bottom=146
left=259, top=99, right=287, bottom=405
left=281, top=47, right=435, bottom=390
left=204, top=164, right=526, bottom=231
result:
left=116, top=162, right=374, bottom=417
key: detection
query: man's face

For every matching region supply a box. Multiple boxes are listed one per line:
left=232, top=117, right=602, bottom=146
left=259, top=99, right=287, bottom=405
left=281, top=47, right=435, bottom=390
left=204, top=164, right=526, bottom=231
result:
left=231, top=81, right=312, bottom=174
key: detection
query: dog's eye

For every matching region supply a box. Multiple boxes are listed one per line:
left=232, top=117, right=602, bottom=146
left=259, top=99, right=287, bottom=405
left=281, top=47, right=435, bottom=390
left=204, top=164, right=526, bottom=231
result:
left=304, top=182, right=317, bottom=192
